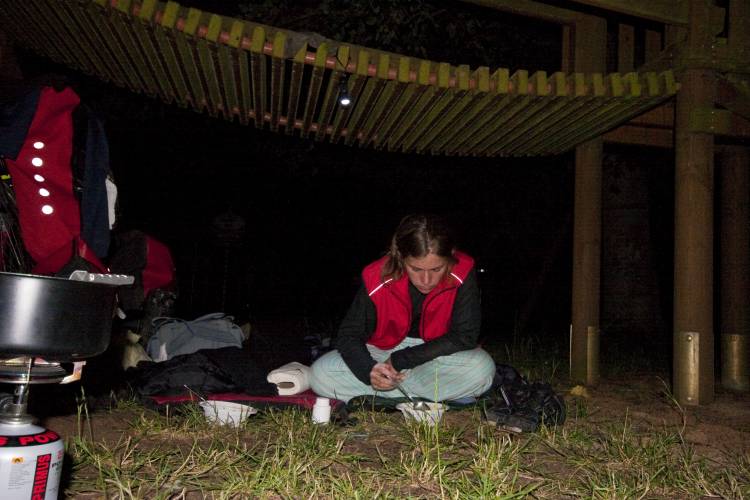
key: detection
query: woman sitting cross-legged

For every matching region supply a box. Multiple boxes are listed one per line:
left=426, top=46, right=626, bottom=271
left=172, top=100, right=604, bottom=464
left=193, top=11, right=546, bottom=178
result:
left=310, top=213, right=495, bottom=403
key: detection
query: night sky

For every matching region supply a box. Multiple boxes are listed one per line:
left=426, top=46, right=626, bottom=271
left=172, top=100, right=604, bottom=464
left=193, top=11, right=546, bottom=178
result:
left=10, top=1, right=674, bottom=354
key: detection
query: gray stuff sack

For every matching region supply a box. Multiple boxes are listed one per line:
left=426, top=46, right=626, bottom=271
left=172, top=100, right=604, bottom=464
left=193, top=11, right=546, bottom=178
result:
left=146, top=313, right=244, bottom=362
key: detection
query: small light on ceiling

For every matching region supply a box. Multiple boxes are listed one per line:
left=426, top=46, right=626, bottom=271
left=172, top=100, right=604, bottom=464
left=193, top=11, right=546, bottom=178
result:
left=338, top=73, right=352, bottom=107
left=39, top=188, right=50, bottom=197
left=31, top=157, right=44, bottom=167
left=41, top=205, right=54, bottom=215
left=34, top=174, right=45, bottom=182
left=33, top=141, right=45, bottom=149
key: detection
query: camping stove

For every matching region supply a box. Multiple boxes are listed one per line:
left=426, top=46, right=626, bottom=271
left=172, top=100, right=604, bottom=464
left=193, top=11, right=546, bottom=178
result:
left=0, top=271, right=133, bottom=499
left=0, top=357, right=67, bottom=500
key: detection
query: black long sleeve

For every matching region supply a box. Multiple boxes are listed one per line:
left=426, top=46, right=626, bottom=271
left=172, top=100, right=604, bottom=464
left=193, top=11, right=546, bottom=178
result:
left=335, top=285, right=378, bottom=384
left=335, top=270, right=482, bottom=385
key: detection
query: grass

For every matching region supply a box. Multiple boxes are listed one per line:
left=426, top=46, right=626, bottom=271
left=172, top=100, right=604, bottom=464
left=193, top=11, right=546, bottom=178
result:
left=62, top=399, right=750, bottom=499
left=61, top=341, right=750, bottom=499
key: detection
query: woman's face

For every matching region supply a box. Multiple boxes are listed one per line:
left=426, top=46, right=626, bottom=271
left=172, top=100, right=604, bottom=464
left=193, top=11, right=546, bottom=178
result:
left=404, top=253, right=449, bottom=294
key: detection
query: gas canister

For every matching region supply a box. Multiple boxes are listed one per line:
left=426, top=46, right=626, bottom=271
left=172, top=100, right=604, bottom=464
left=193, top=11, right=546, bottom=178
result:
left=0, top=422, right=64, bottom=500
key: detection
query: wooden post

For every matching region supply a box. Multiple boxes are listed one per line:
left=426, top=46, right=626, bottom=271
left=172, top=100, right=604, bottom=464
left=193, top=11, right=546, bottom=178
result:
left=570, top=15, right=606, bottom=385
left=618, top=24, right=635, bottom=72
left=719, top=146, right=750, bottom=391
left=644, top=29, right=663, bottom=64
left=571, top=139, right=602, bottom=384
left=727, top=0, right=750, bottom=60
left=673, top=0, right=717, bottom=405
left=561, top=25, right=572, bottom=73
left=719, top=0, right=750, bottom=394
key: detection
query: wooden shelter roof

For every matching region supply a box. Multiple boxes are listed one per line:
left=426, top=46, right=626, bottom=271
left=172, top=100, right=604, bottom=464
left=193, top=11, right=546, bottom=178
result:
left=0, top=0, right=678, bottom=157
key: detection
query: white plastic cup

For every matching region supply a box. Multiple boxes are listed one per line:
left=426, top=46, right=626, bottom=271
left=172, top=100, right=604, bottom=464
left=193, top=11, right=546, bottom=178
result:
left=311, top=397, right=331, bottom=424
left=396, top=402, right=446, bottom=426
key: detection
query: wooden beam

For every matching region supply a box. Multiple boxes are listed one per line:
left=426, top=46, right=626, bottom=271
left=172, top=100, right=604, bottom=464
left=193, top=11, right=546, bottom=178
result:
left=604, top=102, right=675, bottom=148
left=628, top=101, right=674, bottom=127
left=716, top=77, right=750, bottom=122
left=459, top=0, right=717, bottom=28
left=640, top=41, right=750, bottom=75
left=603, top=124, right=673, bottom=147
left=566, top=0, right=688, bottom=25
left=457, top=0, right=578, bottom=24
left=689, top=107, right=750, bottom=138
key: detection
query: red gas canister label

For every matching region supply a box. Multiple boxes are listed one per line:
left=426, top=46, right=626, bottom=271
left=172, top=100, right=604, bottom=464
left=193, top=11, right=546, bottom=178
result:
left=0, top=431, right=60, bottom=447
left=30, top=453, right=51, bottom=500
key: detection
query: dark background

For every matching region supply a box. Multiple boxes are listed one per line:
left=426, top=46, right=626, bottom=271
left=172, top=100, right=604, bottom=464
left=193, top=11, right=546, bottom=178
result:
left=12, top=0, right=676, bottom=362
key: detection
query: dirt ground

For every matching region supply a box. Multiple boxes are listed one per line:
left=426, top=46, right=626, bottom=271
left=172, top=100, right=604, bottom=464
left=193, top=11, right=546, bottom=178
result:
left=563, top=374, right=750, bottom=460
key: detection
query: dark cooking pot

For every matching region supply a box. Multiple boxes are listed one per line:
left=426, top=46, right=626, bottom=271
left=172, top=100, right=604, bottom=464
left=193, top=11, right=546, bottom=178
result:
left=0, top=272, right=119, bottom=360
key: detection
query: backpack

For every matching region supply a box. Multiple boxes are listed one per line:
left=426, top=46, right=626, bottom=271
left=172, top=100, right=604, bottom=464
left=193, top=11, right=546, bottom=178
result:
left=484, top=364, right=566, bottom=433
left=108, top=230, right=176, bottom=311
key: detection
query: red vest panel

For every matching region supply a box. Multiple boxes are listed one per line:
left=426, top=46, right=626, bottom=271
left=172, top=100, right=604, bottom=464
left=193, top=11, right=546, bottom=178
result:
left=362, top=251, right=474, bottom=349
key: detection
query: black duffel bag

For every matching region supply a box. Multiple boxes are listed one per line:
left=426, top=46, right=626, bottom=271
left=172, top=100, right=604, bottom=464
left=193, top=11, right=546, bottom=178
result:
left=484, top=364, right=566, bottom=433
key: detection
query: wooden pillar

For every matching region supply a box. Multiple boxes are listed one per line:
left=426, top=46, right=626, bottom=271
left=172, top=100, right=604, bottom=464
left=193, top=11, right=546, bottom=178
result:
left=644, top=29, right=663, bottom=64
left=673, top=67, right=715, bottom=405
left=617, top=24, right=635, bottom=72
left=570, top=16, right=605, bottom=385
left=673, top=1, right=717, bottom=406
left=720, top=0, right=750, bottom=394
left=719, top=146, right=750, bottom=391
left=727, top=0, right=750, bottom=60
left=571, top=140, right=602, bottom=384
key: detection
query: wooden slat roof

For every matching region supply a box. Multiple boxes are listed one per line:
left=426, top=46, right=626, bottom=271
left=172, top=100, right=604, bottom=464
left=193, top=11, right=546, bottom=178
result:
left=0, top=0, right=678, bottom=157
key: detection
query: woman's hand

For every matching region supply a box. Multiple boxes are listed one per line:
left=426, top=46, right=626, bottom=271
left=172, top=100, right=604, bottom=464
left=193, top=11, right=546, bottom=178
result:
left=370, top=360, right=404, bottom=391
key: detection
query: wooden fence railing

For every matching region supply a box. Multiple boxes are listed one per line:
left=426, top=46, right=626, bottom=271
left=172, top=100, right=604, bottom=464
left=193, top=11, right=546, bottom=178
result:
left=0, top=0, right=678, bottom=156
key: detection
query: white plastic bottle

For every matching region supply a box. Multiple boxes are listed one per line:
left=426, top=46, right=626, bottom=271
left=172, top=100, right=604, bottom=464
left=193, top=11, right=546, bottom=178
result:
left=311, top=397, right=331, bottom=424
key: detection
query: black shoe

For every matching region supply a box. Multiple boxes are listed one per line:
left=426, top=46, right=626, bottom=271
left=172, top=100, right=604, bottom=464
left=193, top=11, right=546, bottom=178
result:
left=484, top=404, right=540, bottom=433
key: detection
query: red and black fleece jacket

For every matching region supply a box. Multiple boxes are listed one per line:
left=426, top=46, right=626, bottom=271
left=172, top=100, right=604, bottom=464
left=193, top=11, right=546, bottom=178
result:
left=335, top=251, right=482, bottom=386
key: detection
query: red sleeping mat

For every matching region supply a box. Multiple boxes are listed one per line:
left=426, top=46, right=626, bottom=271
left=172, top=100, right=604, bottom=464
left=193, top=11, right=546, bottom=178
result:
left=147, top=389, right=344, bottom=411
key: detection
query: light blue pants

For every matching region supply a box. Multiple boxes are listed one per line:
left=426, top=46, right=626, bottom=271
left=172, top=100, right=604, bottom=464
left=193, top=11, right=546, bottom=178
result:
left=309, top=337, right=496, bottom=403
